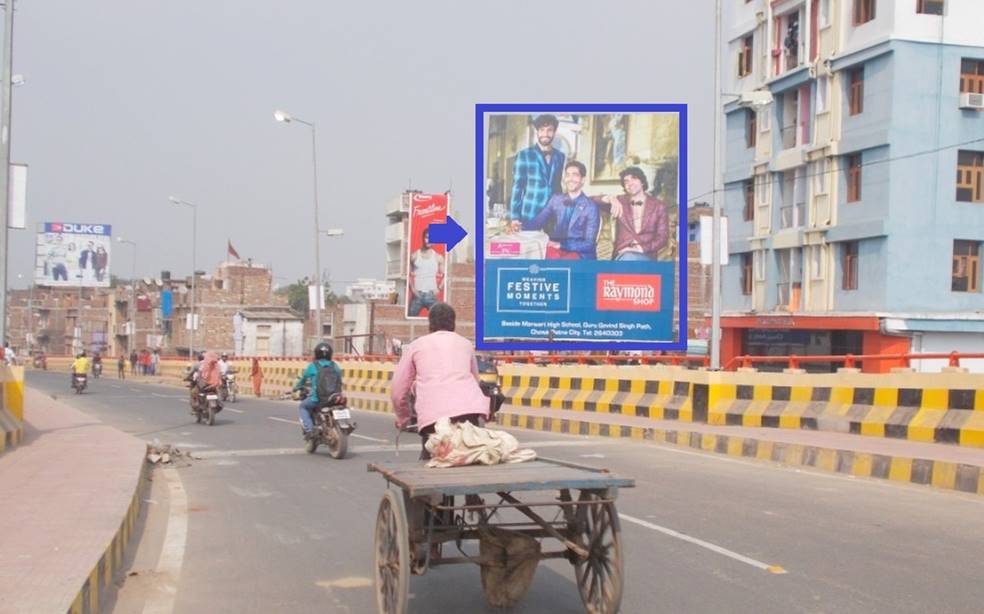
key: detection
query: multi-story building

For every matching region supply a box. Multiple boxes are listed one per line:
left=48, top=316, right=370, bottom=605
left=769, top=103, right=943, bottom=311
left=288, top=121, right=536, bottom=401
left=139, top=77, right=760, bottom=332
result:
left=720, top=0, right=984, bottom=372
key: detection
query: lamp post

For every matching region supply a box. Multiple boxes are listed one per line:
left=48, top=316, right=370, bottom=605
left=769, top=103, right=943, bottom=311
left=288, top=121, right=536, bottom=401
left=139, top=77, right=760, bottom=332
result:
left=274, top=109, right=325, bottom=343
left=0, top=1, right=15, bottom=345
left=169, top=196, right=198, bottom=358
left=117, top=237, right=137, bottom=354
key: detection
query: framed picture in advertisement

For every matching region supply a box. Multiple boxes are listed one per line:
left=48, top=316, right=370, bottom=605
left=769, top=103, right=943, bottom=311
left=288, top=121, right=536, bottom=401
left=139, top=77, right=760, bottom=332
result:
left=475, top=104, right=687, bottom=352
left=405, top=193, right=450, bottom=320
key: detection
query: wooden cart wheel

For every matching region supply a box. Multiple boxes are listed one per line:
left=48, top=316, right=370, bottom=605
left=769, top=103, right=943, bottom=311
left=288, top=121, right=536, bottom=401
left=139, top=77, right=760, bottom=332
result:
left=374, top=490, right=410, bottom=614
left=572, top=491, right=624, bottom=614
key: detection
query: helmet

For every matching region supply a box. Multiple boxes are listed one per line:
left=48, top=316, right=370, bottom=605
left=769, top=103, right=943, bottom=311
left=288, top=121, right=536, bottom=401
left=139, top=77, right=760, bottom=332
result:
left=197, top=351, right=205, bottom=361
left=80, top=350, right=87, bottom=357
left=313, top=342, right=333, bottom=361
left=221, top=353, right=229, bottom=360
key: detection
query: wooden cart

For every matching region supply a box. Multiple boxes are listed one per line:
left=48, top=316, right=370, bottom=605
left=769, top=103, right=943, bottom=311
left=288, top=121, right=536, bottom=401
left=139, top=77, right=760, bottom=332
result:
left=369, top=458, right=635, bottom=613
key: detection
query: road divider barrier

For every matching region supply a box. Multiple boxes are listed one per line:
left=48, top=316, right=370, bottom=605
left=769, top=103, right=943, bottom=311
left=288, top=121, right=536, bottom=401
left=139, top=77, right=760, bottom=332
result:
left=0, top=365, right=24, bottom=454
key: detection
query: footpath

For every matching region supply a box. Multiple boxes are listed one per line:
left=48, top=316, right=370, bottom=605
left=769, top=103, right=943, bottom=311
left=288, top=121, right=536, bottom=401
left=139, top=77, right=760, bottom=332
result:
left=0, top=388, right=146, bottom=614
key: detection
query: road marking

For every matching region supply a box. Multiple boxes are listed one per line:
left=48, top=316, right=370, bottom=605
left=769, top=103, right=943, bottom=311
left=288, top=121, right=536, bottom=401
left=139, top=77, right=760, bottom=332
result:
left=197, top=447, right=307, bottom=458
left=151, top=393, right=184, bottom=399
left=351, top=433, right=388, bottom=443
left=579, top=453, right=606, bottom=459
left=317, top=577, right=372, bottom=589
left=619, top=513, right=787, bottom=575
left=143, top=467, right=189, bottom=614
left=269, top=416, right=299, bottom=426
left=225, top=407, right=245, bottom=414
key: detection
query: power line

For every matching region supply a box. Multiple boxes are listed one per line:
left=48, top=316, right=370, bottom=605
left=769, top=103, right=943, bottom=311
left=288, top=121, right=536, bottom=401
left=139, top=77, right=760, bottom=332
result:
left=687, top=134, right=984, bottom=204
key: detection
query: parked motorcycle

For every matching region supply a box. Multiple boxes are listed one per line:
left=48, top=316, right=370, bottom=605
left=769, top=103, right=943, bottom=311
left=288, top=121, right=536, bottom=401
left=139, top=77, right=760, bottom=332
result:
left=72, top=373, right=87, bottom=394
left=296, top=386, right=357, bottom=458
left=189, top=383, right=223, bottom=426
left=220, top=371, right=238, bottom=403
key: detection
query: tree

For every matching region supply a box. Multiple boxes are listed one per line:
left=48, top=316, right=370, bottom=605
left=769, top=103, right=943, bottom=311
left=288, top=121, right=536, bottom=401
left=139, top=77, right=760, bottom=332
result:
left=276, top=277, right=310, bottom=313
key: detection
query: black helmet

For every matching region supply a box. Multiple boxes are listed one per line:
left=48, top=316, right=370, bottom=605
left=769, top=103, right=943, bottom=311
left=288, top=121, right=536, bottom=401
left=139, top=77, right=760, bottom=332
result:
left=197, top=351, right=205, bottom=361
left=80, top=350, right=87, bottom=358
left=313, top=342, right=333, bottom=361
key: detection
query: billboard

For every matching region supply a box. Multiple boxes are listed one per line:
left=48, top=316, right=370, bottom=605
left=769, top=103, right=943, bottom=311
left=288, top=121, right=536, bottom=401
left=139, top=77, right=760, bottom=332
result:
left=476, top=104, right=687, bottom=351
left=405, top=193, right=449, bottom=319
left=34, top=222, right=113, bottom=288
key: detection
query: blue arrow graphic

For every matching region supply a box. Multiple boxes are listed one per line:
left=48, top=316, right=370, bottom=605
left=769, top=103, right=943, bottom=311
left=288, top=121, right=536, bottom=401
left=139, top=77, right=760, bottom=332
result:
left=427, top=216, right=468, bottom=252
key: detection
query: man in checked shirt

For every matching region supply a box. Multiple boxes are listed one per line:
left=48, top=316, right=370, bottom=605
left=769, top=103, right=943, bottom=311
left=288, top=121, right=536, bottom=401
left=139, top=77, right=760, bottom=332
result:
left=509, top=114, right=566, bottom=226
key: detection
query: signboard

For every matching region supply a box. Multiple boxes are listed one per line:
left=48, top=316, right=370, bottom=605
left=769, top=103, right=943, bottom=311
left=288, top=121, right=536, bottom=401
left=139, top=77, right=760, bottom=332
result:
left=34, top=222, right=112, bottom=287
left=405, top=193, right=449, bottom=319
left=8, top=163, right=26, bottom=229
left=476, top=105, right=687, bottom=351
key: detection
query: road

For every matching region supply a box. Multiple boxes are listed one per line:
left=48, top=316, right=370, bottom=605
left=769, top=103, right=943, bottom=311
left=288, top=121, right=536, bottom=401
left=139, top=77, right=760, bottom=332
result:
left=26, top=371, right=984, bottom=614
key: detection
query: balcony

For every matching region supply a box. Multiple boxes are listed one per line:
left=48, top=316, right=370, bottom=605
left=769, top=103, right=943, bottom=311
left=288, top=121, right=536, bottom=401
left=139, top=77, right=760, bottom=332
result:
left=385, top=193, right=411, bottom=217
left=385, top=259, right=405, bottom=278
left=384, top=222, right=405, bottom=244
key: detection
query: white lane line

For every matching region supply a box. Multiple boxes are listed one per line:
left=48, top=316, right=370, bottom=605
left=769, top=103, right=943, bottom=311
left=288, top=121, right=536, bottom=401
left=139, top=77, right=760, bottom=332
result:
left=351, top=433, right=388, bottom=443
left=619, top=513, right=787, bottom=575
left=111, top=385, right=122, bottom=389
left=143, top=467, right=189, bottom=614
left=225, top=408, right=245, bottom=414
left=129, top=387, right=143, bottom=393
left=268, top=416, right=299, bottom=426
left=151, top=393, right=184, bottom=399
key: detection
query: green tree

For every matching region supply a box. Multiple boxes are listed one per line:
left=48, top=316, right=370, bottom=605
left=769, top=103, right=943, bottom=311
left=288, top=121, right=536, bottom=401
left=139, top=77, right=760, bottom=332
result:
left=276, top=277, right=310, bottom=313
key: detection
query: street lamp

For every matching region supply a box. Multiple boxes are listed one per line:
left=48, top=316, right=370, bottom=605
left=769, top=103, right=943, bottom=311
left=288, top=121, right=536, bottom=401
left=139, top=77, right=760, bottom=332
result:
left=169, top=196, right=198, bottom=358
left=274, top=108, right=325, bottom=344
left=117, top=237, right=137, bottom=355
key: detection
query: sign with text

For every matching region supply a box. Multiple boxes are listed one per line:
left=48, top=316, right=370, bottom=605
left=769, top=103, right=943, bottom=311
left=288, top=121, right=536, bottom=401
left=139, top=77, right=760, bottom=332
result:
left=405, top=193, right=449, bottom=319
left=34, top=222, right=113, bottom=288
left=476, top=104, right=687, bottom=350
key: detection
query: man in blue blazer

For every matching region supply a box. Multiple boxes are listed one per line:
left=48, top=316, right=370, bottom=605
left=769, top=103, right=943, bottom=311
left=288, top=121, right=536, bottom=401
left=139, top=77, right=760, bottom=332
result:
left=509, top=114, right=566, bottom=225
left=525, top=160, right=599, bottom=260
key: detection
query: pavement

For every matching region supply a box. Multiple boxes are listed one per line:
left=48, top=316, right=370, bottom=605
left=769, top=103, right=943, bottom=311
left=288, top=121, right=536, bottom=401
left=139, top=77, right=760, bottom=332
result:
left=0, top=387, right=146, bottom=614
left=5, top=370, right=984, bottom=613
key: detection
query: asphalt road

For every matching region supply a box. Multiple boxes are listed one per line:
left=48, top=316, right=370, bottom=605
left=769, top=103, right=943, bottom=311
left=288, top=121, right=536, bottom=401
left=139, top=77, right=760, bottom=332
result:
left=26, top=371, right=984, bottom=614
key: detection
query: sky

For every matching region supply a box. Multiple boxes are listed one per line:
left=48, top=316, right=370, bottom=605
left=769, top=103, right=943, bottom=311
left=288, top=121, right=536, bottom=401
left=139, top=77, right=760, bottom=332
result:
left=8, top=0, right=714, bottom=291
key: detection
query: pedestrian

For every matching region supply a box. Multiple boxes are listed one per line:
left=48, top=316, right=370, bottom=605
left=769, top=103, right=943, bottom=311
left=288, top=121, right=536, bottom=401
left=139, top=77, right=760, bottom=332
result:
left=150, top=349, right=160, bottom=376
left=250, top=357, right=263, bottom=397
left=129, top=350, right=138, bottom=375
left=117, top=354, right=126, bottom=380
left=140, top=349, right=151, bottom=375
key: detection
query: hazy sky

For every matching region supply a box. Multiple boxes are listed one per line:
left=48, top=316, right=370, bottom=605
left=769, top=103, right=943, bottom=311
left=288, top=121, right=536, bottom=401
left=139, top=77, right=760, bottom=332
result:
left=9, top=0, right=714, bottom=291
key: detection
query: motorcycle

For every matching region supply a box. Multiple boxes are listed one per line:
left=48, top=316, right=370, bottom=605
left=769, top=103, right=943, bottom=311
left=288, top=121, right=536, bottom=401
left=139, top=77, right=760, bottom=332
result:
left=92, top=362, right=103, bottom=378
left=72, top=373, right=87, bottom=394
left=220, top=371, right=238, bottom=403
left=33, top=353, right=47, bottom=370
left=296, top=386, right=357, bottom=458
left=190, top=383, right=223, bottom=426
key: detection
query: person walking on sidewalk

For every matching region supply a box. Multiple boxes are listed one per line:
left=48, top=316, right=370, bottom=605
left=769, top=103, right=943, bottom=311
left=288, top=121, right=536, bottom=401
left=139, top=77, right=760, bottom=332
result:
left=129, top=350, right=138, bottom=375
left=250, top=357, right=263, bottom=397
left=117, top=354, right=126, bottom=380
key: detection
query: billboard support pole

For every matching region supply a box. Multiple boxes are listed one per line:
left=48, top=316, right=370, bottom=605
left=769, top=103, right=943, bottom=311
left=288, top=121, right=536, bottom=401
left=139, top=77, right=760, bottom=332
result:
left=710, top=0, right=723, bottom=370
left=0, top=1, right=16, bottom=344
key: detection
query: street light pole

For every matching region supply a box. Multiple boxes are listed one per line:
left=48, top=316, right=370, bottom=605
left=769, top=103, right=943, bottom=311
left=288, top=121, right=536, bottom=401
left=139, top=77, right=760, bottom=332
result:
left=274, top=110, right=324, bottom=344
left=170, top=197, right=197, bottom=358
left=118, top=237, right=137, bottom=355
left=711, top=0, right=723, bottom=369
left=0, top=1, right=16, bottom=345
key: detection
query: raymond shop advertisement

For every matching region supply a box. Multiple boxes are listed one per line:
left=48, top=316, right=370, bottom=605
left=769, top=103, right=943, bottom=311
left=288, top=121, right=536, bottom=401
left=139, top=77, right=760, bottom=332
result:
left=34, top=222, right=113, bottom=288
left=405, top=193, right=450, bottom=319
left=476, top=104, right=686, bottom=350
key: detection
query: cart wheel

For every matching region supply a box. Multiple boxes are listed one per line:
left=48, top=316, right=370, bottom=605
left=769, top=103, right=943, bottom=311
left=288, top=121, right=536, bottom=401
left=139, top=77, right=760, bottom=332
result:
left=374, top=490, right=410, bottom=614
left=572, top=491, right=623, bottom=614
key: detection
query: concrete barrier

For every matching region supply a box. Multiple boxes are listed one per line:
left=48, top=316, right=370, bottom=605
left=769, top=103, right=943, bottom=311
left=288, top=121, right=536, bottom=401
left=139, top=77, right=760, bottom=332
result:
left=0, top=365, right=24, bottom=454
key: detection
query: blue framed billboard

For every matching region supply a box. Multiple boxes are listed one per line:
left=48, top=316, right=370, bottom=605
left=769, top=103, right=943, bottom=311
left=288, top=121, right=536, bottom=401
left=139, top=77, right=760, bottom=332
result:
left=476, top=104, right=687, bottom=351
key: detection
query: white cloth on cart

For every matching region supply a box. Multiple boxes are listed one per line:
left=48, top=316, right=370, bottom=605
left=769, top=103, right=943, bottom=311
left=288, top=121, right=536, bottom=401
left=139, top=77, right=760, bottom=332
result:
left=424, top=417, right=537, bottom=468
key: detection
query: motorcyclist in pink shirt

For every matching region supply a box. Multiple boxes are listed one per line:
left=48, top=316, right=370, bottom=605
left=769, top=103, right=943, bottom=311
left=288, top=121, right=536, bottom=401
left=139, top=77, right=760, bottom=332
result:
left=390, top=303, right=490, bottom=459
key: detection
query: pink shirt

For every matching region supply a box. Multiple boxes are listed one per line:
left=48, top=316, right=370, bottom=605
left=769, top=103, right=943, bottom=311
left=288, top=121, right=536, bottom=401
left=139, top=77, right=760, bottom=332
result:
left=390, top=331, right=489, bottom=429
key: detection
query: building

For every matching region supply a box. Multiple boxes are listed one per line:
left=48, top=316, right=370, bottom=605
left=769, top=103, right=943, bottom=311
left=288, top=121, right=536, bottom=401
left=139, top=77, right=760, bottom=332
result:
left=720, top=0, right=984, bottom=372
left=235, top=307, right=304, bottom=357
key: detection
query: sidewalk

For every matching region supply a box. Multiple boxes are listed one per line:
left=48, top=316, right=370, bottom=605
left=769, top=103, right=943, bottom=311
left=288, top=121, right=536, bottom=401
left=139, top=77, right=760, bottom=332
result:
left=0, top=388, right=147, bottom=614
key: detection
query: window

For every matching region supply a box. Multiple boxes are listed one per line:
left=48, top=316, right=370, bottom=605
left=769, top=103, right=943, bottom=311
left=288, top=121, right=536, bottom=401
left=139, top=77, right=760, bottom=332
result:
left=854, top=0, right=875, bottom=25
left=848, top=67, right=864, bottom=115
left=810, top=245, right=824, bottom=280
left=814, top=158, right=828, bottom=195
left=754, top=250, right=766, bottom=281
left=256, top=324, right=271, bottom=355
left=917, top=0, right=944, bottom=15
left=953, top=240, right=981, bottom=292
left=960, top=59, right=984, bottom=95
left=757, top=173, right=770, bottom=205
left=743, top=180, right=754, bottom=221
left=737, top=35, right=753, bottom=78
left=957, top=151, right=984, bottom=202
left=819, top=0, right=831, bottom=26
left=746, top=110, right=756, bottom=148
left=816, top=75, right=828, bottom=113
left=842, top=242, right=859, bottom=290
left=846, top=154, right=862, bottom=202
left=759, top=107, right=771, bottom=132
left=741, top=253, right=753, bottom=295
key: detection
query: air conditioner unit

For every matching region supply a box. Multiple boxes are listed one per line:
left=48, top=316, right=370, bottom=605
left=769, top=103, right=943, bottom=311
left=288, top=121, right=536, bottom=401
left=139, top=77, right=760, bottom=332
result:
left=959, top=92, right=984, bottom=110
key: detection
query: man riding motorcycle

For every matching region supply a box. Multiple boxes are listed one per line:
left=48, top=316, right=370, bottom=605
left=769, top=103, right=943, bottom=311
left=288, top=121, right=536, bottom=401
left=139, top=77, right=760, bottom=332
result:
left=71, top=351, right=90, bottom=387
left=292, top=342, right=343, bottom=439
left=91, top=352, right=103, bottom=377
left=218, top=352, right=230, bottom=376
left=390, top=303, right=491, bottom=459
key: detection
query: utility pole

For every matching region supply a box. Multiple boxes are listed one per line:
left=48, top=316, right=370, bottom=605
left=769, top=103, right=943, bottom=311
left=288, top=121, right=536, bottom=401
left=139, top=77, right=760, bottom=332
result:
left=710, top=0, right=723, bottom=369
left=0, top=1, right=16, bottom=344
